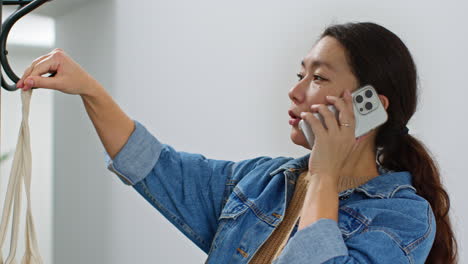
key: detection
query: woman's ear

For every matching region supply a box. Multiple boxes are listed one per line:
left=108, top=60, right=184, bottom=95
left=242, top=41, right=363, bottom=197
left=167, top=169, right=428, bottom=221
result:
left=378, top=94, right=389, bottom=110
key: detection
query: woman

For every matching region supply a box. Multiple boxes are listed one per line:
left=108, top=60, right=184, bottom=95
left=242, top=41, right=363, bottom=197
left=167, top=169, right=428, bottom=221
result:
left=17, top=22, right=457, bottom=263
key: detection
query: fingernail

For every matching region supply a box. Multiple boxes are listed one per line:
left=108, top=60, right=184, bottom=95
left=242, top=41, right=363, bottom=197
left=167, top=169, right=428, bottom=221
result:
left=346, top=90, right=352, bottom=96
left=300, top=112, right=306, bottom=118
left=17, top=81, right=23, bottom=88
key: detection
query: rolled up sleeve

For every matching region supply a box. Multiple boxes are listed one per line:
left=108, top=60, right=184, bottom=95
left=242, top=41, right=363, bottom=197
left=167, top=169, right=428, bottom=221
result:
left=274, top=218, right=348, bottom=264
left=273, top=217, right=417, bottom=264
left=102, top=119, right=276, bottom=253
left=104, top=119, right=164, bottom=185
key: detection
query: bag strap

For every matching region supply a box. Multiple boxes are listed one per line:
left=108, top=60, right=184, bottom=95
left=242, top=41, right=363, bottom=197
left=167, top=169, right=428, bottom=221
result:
left=20, top=90, right=42, bottom=264
left=0, top=90, right=43, bottom=264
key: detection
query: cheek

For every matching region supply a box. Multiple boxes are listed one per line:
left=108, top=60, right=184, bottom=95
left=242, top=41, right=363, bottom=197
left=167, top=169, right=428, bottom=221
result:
left=304, top=84, right=328, bottom=106
left=290, top=126, right=311, bottom=149
left=335, top=77, right=360, bottom=95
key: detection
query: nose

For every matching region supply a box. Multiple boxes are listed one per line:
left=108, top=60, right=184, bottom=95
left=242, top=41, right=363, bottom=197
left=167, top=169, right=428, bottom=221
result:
left=288, top=82, right=305, bottom=105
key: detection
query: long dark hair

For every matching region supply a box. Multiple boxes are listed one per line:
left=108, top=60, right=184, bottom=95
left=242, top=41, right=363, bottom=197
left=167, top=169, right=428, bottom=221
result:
left=321, top=22, right=457, bottom=263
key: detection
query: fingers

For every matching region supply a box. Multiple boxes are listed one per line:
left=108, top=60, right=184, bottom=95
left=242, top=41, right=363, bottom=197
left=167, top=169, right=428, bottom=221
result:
left=18, top=54, right=50, bottom=87
left=300, top=111, right=326, bottom=137
left=310, top=104, right=339, bottom=133
left=22, top=55, right=61, bottom=90
left=17, top=48, right=63, bottom=89
left=325, top=89, right=356, bottom=131
left=29, top=57, right=59, bottom=78
left=23, top=75, right=60, bottom=91
left=18, top=53, right=52, bottom=88
left=18, top=66, right=34, bottom=88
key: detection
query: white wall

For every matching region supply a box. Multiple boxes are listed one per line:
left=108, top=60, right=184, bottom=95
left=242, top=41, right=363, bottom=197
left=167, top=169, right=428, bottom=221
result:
left=53, top=1, right=115, bottom=263
left=53, top=0, right=468, bottom=263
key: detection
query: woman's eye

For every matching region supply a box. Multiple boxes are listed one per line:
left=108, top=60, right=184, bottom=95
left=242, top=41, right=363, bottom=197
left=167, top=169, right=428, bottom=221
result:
left=313, top=75, right=326, bottom=81
left=296, top=73, right=304, bottom=81
left=296, top=73, right=327, bottom=82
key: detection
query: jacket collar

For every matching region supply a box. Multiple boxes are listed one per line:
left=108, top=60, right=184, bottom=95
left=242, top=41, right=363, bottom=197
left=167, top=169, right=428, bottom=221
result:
left=269, top=153, right=415, bottom=199
left=268, top=153, right=310, bottom=176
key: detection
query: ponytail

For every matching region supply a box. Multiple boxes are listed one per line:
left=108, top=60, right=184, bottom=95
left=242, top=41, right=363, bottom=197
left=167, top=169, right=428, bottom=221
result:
left=376, top=131, right=458, bottom=264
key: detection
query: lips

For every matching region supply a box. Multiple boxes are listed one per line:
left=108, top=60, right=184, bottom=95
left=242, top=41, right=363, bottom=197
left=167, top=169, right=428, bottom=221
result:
left=288, top=110, right=301, bottom=126
left=289, top=110, right=300, bottom=119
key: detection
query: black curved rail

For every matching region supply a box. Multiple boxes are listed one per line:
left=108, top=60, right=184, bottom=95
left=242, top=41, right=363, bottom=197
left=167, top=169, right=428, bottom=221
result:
left=0, top=0, right=53, bottom=91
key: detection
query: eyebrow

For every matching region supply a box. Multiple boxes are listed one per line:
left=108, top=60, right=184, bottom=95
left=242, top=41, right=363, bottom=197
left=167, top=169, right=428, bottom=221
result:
left=301, top=59, right=336, bottom=72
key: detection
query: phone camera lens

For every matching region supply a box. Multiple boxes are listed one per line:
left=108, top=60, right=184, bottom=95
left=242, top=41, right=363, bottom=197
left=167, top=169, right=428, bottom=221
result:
left=356, top=95, right=363, bottom=103
left=365, top=90, right=373, bottom=98
left=365, top=102, right=373, bottom=110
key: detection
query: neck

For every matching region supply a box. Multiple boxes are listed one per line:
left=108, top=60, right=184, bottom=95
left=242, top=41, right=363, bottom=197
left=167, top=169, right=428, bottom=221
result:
left=336, top=140, right=380, bottom=193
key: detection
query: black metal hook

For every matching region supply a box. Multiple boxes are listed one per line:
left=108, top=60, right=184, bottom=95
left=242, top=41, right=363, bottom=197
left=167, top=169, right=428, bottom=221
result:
left=0, top=0, right=53, bottom=91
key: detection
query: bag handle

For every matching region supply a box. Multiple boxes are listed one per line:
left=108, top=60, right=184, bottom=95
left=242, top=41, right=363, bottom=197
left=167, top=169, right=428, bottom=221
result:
left=0, top=89, right=43, bottom=264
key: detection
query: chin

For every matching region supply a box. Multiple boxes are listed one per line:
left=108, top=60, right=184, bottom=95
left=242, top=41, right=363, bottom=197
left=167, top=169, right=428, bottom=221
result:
left=290, top=126, right=312, bottom=150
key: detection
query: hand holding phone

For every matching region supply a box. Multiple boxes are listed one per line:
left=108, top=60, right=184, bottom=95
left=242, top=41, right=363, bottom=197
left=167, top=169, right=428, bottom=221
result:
left=299, top=85, right=387, bottom=148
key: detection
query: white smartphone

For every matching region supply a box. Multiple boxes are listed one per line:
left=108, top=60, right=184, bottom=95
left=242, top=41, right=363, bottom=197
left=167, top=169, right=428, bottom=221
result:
left=298, top=85, right=388, bottom=148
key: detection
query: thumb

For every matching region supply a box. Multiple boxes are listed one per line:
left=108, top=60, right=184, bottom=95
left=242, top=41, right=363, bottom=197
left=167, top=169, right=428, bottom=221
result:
left=24, top=76, right=59, bottom=90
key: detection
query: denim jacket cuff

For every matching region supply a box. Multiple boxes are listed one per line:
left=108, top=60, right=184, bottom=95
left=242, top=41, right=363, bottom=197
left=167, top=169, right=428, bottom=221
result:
left=276, top=218, right=348, bottom=263
left=104, top=119, right=164, bottom=185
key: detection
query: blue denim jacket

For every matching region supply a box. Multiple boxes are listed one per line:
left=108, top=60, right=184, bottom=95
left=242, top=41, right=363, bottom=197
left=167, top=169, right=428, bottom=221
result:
left=104, top=120, right=436, bottom=263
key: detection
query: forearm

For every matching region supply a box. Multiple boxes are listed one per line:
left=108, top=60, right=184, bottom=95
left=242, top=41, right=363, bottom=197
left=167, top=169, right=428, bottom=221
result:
left=298, top=174, right=339, bottom=230
left=80, top=81, right=135, bottom=159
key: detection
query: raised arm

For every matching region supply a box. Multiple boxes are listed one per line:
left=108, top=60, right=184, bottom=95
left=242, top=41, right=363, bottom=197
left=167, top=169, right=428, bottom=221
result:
left=17, top=49, right=283, bottom=253
left=17, top=48, right=134, bottom=159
